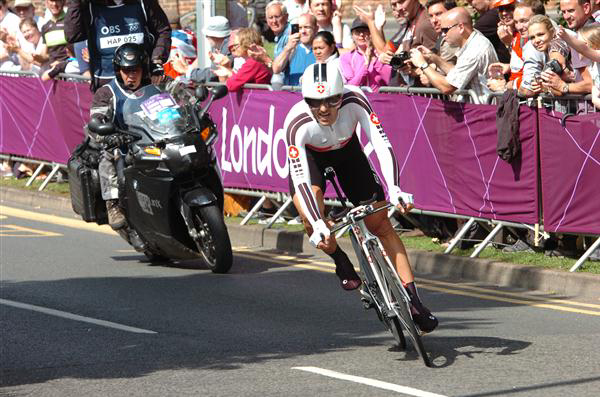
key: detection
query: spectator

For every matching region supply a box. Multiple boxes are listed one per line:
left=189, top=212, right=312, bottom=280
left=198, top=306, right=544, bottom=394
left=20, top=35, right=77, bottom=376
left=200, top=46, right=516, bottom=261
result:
left=356, top=0, right=438, bottom=87
left=64, top=0, right=171, bottom=91
left=215, top=27, right=271, bottom=91
left=312, top=30, right=338, bottom=64
left=545, top=0, right=595, bottom=96
left=227, top=0, right=249, bottom=29
left=285, top=0, right=309, bottom=23
left=426, top=0, right=459, bottom=63
left=178, top=16, right=232, bottom=84
left=593, top=0, right=600, bottom=21
left=0, top=0, right=22, bottom=70
left=266, top=1, right=289, bottom=85
left=42, top=42, right=81, bottom=80
left=39, top=0, right=69, bottom=77
left=272, top=13, right=316, bottom=85
left=10, top=17, right=47, bottom=72
left=13, top=0, right=43, bottom=30
left=309, top=0, right=352, bottom=50
left=558, top=23, right=600, bottom=108
left=339, top=18, right=391, bottom=91
left=163, top=9, right=197, bottom=79
left=494, top=0, right=516, bottom=50
left=466, top=0, right=511, bottom=63
left=518, top=15, right=571, bottom=97
left=487, top=0, right=544, bottom=91
left=267, top=0, right=290, bottom=58
left=409, top=7, right=498, bottom=103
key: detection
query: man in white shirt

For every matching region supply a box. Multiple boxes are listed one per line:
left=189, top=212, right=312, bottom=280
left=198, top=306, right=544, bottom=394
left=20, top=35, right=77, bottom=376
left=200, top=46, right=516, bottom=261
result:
left=409, top=7, right=498, bottom=103
left=0, top=0, right=22, bottom=70
left=309, top=0, right=353, bottom=50
left=285, top=0, right=309, bottom=23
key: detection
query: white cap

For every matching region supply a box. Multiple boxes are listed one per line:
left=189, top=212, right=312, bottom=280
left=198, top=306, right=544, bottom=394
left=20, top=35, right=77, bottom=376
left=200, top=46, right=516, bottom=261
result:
left=301, top=62, right=344, bottom=100
left=202, top=16, right=231, bottom=38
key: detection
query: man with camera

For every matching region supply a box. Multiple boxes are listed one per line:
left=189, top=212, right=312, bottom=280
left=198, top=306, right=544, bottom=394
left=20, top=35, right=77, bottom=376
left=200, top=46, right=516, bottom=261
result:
left=409, top=7, right=497, bottom=103
left=541, top=0, right=594, bottom=96
left=355, top=0, right=438, bottom=87
left=272, top=12, right=317, bottom=85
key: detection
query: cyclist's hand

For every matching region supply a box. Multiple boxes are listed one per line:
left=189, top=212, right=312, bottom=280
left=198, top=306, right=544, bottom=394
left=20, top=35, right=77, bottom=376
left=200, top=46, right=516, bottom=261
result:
left=317, top=234, right=336, bottom=252
left=309, top=219, right=331, bottom=248
left=390, top=188, right=414, bottom=214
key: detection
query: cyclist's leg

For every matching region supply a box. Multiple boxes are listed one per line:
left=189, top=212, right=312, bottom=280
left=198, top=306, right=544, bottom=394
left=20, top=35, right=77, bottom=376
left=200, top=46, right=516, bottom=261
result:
left=364, top=211, right=439, bottom=333
left=291, top=188, right=360, bottom=290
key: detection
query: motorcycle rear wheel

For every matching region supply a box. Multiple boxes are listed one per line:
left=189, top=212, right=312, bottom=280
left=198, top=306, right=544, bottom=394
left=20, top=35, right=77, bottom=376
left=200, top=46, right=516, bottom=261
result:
left=191, top=205, right=233, bottom=274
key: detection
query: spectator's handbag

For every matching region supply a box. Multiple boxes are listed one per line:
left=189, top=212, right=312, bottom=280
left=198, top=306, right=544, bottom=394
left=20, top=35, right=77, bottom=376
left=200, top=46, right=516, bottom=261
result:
left=68, top=136, right=108, bottom=224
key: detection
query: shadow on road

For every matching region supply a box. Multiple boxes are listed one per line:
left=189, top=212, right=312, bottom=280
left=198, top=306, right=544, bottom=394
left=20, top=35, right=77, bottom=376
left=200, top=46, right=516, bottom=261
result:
left=1, top=253, right=534, bottom=387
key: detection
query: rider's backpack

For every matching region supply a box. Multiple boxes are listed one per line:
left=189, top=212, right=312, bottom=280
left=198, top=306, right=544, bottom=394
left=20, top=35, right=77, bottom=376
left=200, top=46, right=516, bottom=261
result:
left=68, top=137, right=108, bottom=224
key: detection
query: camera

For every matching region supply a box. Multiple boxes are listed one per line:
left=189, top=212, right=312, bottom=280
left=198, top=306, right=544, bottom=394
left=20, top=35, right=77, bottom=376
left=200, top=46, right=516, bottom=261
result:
left=544, top=59, right=563, bottom=75
left=291, top=24, right=299, bottom=34
left=389, top=51, right=410, bottom=71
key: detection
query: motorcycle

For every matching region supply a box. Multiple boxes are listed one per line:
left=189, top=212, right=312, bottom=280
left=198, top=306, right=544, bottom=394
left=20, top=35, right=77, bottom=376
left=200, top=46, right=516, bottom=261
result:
left=69, top=83, right=233, bottom=273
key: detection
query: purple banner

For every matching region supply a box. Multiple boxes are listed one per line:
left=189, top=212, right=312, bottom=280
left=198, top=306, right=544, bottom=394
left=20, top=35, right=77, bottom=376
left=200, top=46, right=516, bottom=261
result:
left=1, top=77, right=541, bottom=225
left=0, top=76, right=90, bottom=164
left=212, top=90, right=539, bottom=224
left=539, top=110, right=600, bottom=234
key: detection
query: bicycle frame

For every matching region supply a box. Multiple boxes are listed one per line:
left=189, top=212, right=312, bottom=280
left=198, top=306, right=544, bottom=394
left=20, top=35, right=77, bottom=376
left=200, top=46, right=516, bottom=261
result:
left=346, top=210, right=412, bottom=320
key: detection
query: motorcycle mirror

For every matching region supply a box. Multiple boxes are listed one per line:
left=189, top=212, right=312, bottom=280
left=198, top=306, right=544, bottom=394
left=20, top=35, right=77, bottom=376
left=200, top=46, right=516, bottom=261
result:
left=195, top=86, right=208, bottom=101
left=211, top=85, right=228, bottom=100
left=87, top=118, right=115, bottom=136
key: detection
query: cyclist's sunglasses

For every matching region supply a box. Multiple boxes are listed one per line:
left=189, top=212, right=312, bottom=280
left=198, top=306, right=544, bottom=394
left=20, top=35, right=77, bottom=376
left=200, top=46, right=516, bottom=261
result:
left=304, top=94, right=343, bottom=109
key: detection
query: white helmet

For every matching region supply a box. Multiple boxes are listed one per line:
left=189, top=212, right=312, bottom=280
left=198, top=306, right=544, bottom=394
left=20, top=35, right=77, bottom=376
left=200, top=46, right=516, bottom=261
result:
left=301, top=62, right=344, bottom=100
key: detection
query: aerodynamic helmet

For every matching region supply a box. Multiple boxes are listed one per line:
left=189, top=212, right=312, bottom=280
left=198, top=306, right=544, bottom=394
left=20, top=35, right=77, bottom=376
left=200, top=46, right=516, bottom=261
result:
left=301, top=62, right=344, bottom=101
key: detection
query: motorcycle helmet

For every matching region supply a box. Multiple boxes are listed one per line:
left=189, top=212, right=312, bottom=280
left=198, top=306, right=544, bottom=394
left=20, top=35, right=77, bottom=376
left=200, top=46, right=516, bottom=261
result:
left=301, top=62, right=344, bottom=103
left=113, top=43, right=149, bottom=86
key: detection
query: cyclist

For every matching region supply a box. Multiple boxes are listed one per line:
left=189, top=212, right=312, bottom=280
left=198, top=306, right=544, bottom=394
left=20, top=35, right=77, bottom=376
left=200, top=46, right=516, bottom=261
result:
left=284, top=62, right=438, bottom=333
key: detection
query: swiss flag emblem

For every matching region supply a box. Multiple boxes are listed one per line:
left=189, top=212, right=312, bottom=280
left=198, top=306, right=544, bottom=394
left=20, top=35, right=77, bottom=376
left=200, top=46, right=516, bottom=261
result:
left=288, top=145, right=300, bottom=159
left=370, top=112, right=380, bottom=125
left=316, top=83, right=326, bottom=94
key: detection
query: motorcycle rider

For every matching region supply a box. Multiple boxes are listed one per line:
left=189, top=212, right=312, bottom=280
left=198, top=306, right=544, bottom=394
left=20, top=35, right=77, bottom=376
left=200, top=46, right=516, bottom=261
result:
left=285, top=62, right=438, bottom=333
left=89, top=42, right=151, bottom=248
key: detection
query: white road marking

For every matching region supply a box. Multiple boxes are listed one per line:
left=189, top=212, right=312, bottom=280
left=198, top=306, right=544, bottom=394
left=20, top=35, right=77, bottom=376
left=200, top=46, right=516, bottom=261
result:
left=0, top=298, right=157, bottom=334
left=292, top=367, right=448, bottom=397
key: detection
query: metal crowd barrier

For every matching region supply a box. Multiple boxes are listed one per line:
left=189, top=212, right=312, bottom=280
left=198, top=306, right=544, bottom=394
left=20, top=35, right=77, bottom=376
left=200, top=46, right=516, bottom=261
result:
left=487, top=91, right=597, bottom=113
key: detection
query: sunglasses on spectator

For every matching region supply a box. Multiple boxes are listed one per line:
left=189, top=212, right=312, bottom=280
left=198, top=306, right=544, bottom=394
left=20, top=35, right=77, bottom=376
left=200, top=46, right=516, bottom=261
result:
left=440, top=23, right=460, bottom=35
left=305, top=94, right=343, bottom=109
left=229, top=42, right=240, bottom=51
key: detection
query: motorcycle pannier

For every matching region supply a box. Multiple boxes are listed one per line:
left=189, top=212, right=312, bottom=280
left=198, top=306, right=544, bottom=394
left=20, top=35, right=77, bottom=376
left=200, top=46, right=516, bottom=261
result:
left=68, top=140, right=108, bottom=224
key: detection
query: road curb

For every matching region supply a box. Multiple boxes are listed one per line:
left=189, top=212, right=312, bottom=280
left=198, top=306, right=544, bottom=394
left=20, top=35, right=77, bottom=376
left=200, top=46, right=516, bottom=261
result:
left=3, top=186, right=599, bottom=300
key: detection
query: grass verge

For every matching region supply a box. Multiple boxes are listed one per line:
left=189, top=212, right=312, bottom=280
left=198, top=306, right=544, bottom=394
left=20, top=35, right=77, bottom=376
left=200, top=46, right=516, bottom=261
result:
left=1, top=175, right=70, bottom=196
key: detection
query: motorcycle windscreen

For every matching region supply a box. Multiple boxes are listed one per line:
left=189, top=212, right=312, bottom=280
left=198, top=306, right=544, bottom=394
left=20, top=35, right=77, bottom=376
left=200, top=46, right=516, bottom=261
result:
left=123, top=84, right=195, bottom=141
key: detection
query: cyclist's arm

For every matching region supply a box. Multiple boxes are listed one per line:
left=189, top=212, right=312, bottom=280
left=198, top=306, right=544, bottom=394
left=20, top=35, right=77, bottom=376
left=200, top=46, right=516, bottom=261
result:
left=353, top=90, right=403, bottom=203
left=284, top=111, right=326, bottom=233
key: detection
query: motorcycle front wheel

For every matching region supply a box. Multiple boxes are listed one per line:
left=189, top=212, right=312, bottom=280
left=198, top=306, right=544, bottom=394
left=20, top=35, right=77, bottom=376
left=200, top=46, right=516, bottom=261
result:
left=191, top=205, right=233, bottom=273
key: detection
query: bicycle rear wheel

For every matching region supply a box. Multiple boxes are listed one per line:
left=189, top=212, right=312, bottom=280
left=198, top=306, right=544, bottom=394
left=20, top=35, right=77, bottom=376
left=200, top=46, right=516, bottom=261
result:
left=367, top=242, right=432, bottom=367
left=351, top=232, right=406, bottom=349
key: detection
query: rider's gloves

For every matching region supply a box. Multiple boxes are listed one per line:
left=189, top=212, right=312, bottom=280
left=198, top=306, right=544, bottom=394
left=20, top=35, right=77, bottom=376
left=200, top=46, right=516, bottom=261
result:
left=150, top=60, right=165, bottom=85
left=389, top=185, right=414, bottom=208
left=309, top=219, right=331, bottom=247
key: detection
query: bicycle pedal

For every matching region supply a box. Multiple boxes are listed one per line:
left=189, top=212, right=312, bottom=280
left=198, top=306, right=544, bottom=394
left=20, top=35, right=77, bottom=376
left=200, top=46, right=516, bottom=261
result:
left=361, top=297, right=375, bottom=310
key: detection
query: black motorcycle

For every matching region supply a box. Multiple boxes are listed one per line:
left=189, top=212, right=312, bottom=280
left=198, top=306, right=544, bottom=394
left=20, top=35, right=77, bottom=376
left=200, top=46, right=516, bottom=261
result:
left=69, top=83, right=233, bottom=273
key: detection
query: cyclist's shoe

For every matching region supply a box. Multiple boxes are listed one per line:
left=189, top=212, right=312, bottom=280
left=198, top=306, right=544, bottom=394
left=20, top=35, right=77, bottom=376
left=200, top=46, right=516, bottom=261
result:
left=335, top=259, right=361, bottom=291
left=410, top=302, right=438, bottom=334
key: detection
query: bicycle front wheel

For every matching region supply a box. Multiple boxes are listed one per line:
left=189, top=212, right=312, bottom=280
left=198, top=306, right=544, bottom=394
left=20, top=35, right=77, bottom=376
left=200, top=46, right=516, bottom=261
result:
left=367, top=242, right=432, bottom=367
left=351, top=232, right=406, bottom=349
